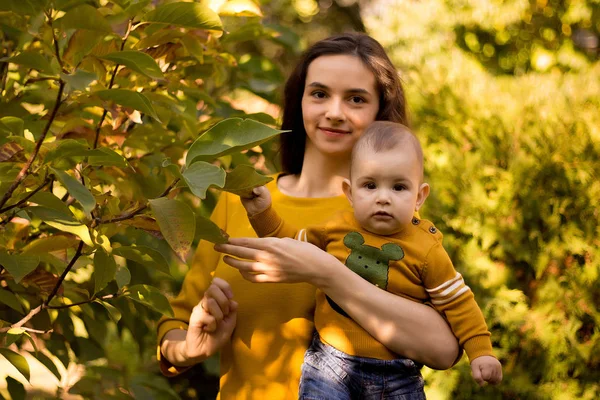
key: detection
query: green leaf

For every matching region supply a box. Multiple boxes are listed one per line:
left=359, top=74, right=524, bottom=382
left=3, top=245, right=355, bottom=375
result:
left=50, top=168, right=96, bottom=214
left=22, top=235, right=80, bottom=255
left=44, top=139, right=91, bottom=164
left=186, top=118, right=287, bottom=166
left=29, top=192, right=73, bottom=216
left=112, top=245, right=170, bottom=275
left=221, top=164, right=273, bottom=197
left=0, top=117, right=25, bottom=136
left=28, top=206, right=93, bottom=246
left=114, top=266, right=131, bottom=289
left=142, top=2, right=223, bottom=31
left=0, top=252, right=40, bottom=283
left=95, top=300, right=122, bottom=323
left=60, top=70, right=98, bottom=94
left=196, top=214, right=229, bottom=244
left=6, top=376, right=26, bottom=400
left=5, top=328, right=25, bottom=347
left=0, top=0, right=48, bottom=15
left=0, top=348, right=30, bottom=382
left=0, top=289, right=25, bottom=314
left=96, top=89, right=160, bottom=121
left=92, top=249, right=117, bottom=294
left=100, top=51, right=164, bottom=79
left=127, top=284, right=173, bottom=317
left=1, top=52, right=56, bottom=74
left=33, top=351, right=61, bottom=381
left=58, top=4, right=113, bottom=33
left=181, top=162, right=226, bottom=199
left=87, top=147, right=130, bottom=169
left=148, top=198, right=195, bottom=260
left=63, top=29, right=102, bottom=67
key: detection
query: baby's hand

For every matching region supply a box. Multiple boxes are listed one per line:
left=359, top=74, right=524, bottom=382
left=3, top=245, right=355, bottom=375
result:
left=471, top=355, right=502, bottom=386
left=240, top=185, right=271, bottom=216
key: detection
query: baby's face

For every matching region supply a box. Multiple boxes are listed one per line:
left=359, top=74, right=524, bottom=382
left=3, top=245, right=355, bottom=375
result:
left=345, top=146, right=428, bottom=236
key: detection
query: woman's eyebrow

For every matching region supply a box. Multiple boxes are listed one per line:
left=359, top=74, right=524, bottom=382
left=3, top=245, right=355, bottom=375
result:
left=306, top=82, right=372, bottom=95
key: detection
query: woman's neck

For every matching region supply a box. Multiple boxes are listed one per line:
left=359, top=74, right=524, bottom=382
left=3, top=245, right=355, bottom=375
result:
left=279, top=149, right=350, bottom=198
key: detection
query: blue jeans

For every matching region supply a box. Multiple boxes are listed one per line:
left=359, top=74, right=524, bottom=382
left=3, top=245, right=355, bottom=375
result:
left=299, top=334, right=426, bottom=400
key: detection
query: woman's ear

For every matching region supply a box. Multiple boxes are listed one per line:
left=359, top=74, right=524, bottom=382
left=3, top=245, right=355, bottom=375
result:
left=415, top=183, right=430, bottom=211
left=342, top=178, right=353, bottom=207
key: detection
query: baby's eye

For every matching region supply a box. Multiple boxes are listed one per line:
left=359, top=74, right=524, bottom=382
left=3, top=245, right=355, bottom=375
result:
left=349, top=96, right=365, bottom=104
left=364, top=182, right=376, bottom=190
left=311, top=91, right=327, bottom=99
left=393, top=184, right=406, bottom=191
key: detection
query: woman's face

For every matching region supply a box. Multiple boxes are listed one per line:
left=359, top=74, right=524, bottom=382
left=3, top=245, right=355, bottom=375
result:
left=301, top=54, right=380, bottom=159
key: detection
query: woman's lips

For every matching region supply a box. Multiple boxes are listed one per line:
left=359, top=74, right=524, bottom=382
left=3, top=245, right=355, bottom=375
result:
left=319, top=127, right=351, bottom=136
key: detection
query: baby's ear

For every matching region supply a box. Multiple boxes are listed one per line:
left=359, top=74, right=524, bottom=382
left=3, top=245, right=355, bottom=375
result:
left=381, top=243, right=404, bottom=261
left=342, top=178, right=353, bottom=207
left=343, top=231, right=364, bottom=249
left=415, top=183, right=430, bottom=211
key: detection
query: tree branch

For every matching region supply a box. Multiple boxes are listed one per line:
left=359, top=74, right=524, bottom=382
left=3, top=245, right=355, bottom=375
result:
left=0, top=80, right=65, bottom=209
left=46, top=293, right=118, bottom=310
left=0, top=177, right=52, bottom=214
left=44, top=241, right=85, bottom=306
left=99, top=178, right=180, bottom=224
left=94, top=19, right=134, bottom=149
left=0, top=326, right=53, bottom=334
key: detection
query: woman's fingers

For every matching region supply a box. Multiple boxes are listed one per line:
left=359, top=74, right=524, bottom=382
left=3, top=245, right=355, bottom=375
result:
left=216, top=237, right=277, bottom=253
left=205, top=283, right=232, bottom=316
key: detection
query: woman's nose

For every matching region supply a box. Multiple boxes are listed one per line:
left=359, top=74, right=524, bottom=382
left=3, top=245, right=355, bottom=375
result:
left=325, top=98, right=345, bottom=121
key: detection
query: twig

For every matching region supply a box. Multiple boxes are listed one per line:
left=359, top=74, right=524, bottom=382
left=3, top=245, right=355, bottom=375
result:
left=0, top=326, right=53, bottom=334
left=24, top=76, right=60, bottom=85
left=94, top=19, right=134, bottom=149
left=46, top=293, right=118, bottom=310
left=0, top=177, right=52, bottom=214
left=99, top=178, right=179, bottom=224
left=0, top=80, right=65, bottom=209
left=44, top=241, right=85, bottom=306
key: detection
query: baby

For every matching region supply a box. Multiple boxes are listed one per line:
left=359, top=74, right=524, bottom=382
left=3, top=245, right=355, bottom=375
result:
left=241, top=121, right=502, bottom=398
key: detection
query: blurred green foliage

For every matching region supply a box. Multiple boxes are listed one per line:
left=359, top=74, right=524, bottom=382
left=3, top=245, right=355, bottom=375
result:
left=365, top=0, right=599, bottom=398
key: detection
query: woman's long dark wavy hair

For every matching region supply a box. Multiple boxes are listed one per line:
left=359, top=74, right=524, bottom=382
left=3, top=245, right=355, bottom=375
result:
left=279, top=32, right=408, bottom=175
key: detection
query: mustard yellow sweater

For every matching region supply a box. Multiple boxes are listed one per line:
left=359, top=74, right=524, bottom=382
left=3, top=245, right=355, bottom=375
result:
left=157, top=177, right=352, bottom=399
left=250, top=207, right=494, bottom=362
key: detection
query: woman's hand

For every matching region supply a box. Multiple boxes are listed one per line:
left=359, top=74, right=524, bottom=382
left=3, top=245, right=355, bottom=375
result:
left=161, top=278, right=238, bottom=367
left=215, top=237, right=338, bottom=286
left=240, top=186, right=272, bottom=217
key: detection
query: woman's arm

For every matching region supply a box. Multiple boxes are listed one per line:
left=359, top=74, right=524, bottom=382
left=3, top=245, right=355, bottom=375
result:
left=215, top=237, right=460, bottom=369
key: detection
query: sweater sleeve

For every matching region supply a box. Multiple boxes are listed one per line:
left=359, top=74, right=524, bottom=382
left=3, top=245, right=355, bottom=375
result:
left=249, top=206, right=326, bottom=249
left=422, top=242, right=494, bottom=362
left=156, top=192, right=229, bottom=376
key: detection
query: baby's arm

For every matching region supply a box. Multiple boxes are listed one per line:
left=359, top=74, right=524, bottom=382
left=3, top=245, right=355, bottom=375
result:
left=423, top=242, right=502, bottom=385
left=240, top=186, right=324, bottom=245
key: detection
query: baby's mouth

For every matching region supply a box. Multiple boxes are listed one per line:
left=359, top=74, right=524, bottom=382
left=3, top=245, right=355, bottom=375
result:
left=373, top=211, right=392, bottom=218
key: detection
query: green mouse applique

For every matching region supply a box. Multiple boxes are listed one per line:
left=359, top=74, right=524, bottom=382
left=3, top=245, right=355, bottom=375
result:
left=326, top=231, right=405, bottom=317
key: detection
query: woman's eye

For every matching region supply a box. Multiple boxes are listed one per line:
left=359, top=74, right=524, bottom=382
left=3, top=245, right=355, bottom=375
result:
left=349, top=96, right=365, bottom=104
left=311, top=91, right=326, bottom=99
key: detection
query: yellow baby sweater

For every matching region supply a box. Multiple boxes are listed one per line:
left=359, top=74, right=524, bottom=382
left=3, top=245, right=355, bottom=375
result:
left=250, top=207, right=494, bottom=362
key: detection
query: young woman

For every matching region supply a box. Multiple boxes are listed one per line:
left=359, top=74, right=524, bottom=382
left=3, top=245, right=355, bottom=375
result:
left=158, top=33, right=460, bottom=399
